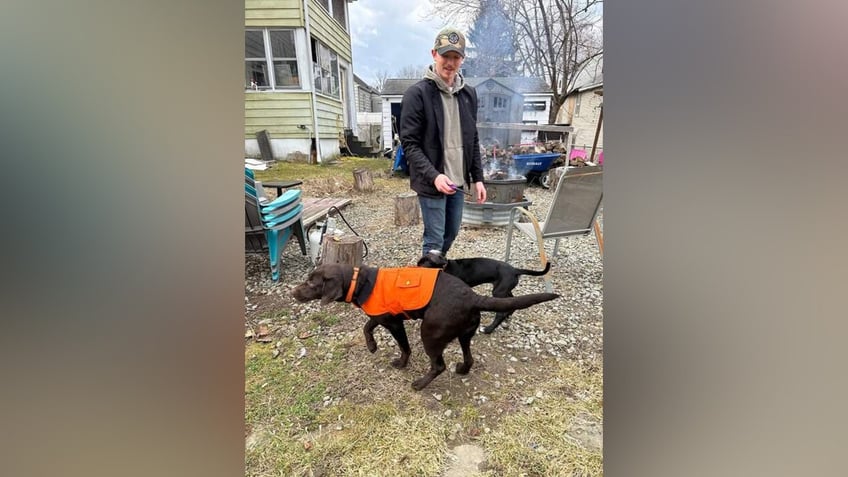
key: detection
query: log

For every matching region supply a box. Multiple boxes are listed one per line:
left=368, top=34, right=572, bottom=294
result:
left=547, top=166, right=568, bottom=190
left=320, top=235, right=364, bottom=267
left=353, top=168, right=374, bottom=192
left=394, top=193, right=420, bottom=226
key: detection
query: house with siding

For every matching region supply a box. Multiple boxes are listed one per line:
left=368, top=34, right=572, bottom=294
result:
left=352, top=74, right=383, bottom=151
left=353, top=74, right=380, bottom=113
left=244, top=0, right=358, bottom=162
left=557, top=57, right=603, bottom=154
left=380, top=76, right=553, bottom=149
left=560, top=82, right=603, bottom=153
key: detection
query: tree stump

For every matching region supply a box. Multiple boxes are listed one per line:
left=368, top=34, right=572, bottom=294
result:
left=547, top=166, right=568, bottom=190
left=394, top=193, right=420, bottom=226
left=320, top=235, right=364, bottom=267
left=353, top=168, right=374, bottom=192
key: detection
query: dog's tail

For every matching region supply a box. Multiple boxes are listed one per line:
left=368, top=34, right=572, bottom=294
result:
left=515, top=262, right=552, bottom=277
left=473, top=292, right=559, bottom=313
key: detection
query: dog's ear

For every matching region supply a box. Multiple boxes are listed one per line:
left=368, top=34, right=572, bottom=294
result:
left=319, top=265, right=345, bottom=305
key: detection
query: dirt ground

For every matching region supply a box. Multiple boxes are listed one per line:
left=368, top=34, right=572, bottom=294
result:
left=245, top=161, right=603, bottom=476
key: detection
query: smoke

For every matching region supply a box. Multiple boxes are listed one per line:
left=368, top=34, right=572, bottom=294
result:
left=482, top=148, right=523, bottom=181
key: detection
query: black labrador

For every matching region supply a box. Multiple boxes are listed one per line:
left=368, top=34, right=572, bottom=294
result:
left=292, top=263, right=558, bottom=390
left=417, top=253, right=551, bottom=333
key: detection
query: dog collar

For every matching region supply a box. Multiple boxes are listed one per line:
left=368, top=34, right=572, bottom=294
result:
left=344, top=267, right=360, bottom=303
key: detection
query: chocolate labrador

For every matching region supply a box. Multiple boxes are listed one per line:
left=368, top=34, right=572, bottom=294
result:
left=417, top=253, right=551, bottom=334
left=292, top=263, right=558, bottom=390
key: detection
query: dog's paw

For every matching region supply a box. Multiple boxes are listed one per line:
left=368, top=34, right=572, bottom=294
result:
left=411, top=378, right=429, bottom=391
left=480, top=326, right=494, bottom=334
left=390, top=357, right=408, bottom=369
left=365, top=339, right=377, bottom=353
left=455, top=362, right=472, bottom=375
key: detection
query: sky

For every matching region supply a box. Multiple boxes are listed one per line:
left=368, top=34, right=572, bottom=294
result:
left=348, top=0, right=456, bottom=86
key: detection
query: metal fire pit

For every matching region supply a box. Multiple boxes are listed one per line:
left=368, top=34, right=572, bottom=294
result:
left=462, top=174, right=531, bottom=226
left=483, top=175, right=526, bottom=204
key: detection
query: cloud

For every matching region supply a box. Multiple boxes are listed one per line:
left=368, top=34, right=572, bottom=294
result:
left=349, top=0, right=446, bottom=79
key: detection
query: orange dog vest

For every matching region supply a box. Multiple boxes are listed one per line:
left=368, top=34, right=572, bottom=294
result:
left=347, top=267, right=439, bottom=317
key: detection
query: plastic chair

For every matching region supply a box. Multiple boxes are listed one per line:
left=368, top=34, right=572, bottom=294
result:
left=504, top=165, right=603, bottom=292
left=244, top=178, right=307, bottom=281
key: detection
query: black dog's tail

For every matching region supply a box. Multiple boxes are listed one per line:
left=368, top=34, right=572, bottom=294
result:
left=515, top=262, right=552, bottom=277
left=472, top=292, right=559, bottom=313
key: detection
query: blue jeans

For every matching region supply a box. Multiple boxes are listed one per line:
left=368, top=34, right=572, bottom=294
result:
left=418, top=191, right=465, bottom=257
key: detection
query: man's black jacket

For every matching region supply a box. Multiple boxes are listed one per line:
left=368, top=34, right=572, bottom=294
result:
left=399, top=78, right=484, bottom=198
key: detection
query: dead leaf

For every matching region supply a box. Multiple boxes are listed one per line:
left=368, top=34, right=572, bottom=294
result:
left=303, top=441, right=313, bottom=451
left=245, top=329, right=254, bottom=339
left=257, top=324, right=270, bottom=337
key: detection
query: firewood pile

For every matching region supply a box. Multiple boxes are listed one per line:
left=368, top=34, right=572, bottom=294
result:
left=569, top=155, right=590, bottom=167
left=480, top=141, right=569, bottom=179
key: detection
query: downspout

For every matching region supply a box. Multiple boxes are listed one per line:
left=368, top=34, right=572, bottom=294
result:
left=303, top=0, right=322, bottom=163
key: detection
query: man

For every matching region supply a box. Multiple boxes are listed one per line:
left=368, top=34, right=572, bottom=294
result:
left=400, top=27, right=487, bottom=258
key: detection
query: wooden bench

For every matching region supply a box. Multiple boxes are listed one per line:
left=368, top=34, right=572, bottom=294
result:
left=300, top=197, right=353, bottom=229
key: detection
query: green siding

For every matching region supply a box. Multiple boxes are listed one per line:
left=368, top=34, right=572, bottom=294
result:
left=244, top=1, right=354, bottom=143
left=245, top=92, right=314, bottom=139
left=245, top=0, right=303, bottom=27
left=315, top=94, right=344, bottom=137
left=308, top=0, right=352, bottom=63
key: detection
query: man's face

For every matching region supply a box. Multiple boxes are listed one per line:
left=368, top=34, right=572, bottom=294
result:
left=431, top=50, right=464, bottom=85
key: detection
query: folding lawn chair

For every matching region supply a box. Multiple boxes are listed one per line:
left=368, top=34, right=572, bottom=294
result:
left=504, top=165, right=603, bottom=292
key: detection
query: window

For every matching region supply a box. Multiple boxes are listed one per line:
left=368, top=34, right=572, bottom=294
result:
left=316, top=0, right=348, bottom=31
left=523, top=101, right=546, bottom=111
left=332, top=0, right=347, bottom=29
left=245, top=29, right=299, bottom=90
left=492, top=96, right=508, bottom=111
left=575, top=94, right=582, bottom=116
left=312, top=38, right=340, bottom=98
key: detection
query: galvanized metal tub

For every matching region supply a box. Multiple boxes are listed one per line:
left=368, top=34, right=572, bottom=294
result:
left=462, top=198, right=532, bottom=227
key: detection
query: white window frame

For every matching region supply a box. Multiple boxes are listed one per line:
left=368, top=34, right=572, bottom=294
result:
left=312, top=38, right=340, bottom=99
left=245, top=28, right=300, bottom=91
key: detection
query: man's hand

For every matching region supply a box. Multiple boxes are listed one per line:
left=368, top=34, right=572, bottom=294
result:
left=434, top=174, right=456, bottom=195
left=474, top=182, right=487, bottom=204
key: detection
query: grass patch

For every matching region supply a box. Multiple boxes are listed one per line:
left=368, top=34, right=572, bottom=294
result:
left=246, top=337, right=449, bottom=476
left=245, top=339, right=343, bottom=475
left=253, top=308, right=290, bottom=322
left=255, top=156, right=391, bottom=182
left=306, top=401, right=449, bottom=476
left=308, top=311, right=340, bottom=328
left=480, top=360, right=603, bottom=476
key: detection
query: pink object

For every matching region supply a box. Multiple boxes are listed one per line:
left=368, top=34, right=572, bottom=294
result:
left=569, top=148, right=588, bottom=160
left=597, top=151, right=604, bottom=165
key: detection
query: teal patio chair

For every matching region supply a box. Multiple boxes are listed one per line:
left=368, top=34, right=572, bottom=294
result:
left=245, top=179, right=307, bottom=281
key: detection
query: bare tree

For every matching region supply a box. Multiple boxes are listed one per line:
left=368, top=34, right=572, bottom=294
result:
left=395, top=64, right=428, bottom=79
left=426, top=0, right=603, bottom=124
left=464, top=0, right=520, bottom=77
left=373, top=69, right=390, bottom=93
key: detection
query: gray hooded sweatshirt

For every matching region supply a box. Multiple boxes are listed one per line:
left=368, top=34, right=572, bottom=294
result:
left=424, top=66, right=466, bottom=187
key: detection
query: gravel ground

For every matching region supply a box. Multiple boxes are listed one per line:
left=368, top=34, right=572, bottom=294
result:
left=245, top=176, right=603, bottom=365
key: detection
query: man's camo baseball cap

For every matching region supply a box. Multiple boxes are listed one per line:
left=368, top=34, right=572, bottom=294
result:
left=433, top=27, right=466, bottom=57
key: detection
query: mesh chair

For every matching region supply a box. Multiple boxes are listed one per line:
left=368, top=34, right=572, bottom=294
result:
left=504, top=166, right=603, bottom=292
